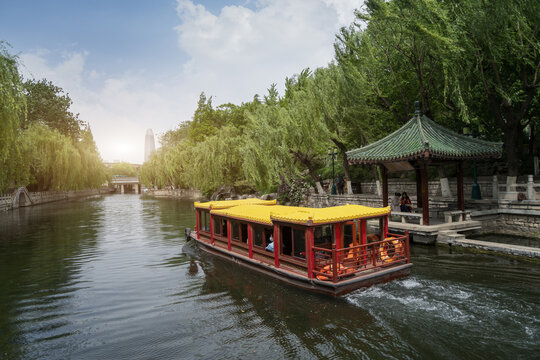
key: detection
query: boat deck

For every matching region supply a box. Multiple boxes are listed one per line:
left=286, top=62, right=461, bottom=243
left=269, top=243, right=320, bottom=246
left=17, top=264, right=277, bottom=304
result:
left=192, top=231, right=412, bottom=296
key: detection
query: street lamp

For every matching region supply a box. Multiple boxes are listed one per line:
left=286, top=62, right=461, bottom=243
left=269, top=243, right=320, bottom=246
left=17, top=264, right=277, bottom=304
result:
left=328, top=146, right=337, bottom=195
left=464, top=126, right=482, bottom=200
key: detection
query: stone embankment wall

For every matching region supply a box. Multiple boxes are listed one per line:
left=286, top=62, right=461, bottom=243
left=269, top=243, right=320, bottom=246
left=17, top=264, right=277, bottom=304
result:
left=474, top=204, right=540, bottom=236
left=307, top=193, right=456, bottom=210
left=356, top=178, right=494, bottom=198
left=0, top=188, right=113, bottom=212
left=145, top=188, right=203, bottom=200
left=0, top=194, right=12, bottom=212
left=491, top=213, right=540, bottom=235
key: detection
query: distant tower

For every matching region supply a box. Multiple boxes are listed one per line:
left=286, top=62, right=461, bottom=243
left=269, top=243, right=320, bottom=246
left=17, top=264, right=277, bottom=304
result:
left=144, top=129, right=155, bottom=162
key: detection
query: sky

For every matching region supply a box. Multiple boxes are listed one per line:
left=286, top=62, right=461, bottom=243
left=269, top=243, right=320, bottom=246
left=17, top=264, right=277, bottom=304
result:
left=1, top=0, right=363, bottom=164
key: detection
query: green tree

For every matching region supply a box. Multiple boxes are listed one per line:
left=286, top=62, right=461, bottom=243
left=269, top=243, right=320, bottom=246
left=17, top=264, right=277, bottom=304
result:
left=77, top=125, right=107, bottom=188
left=188, top=125, right=246, bottom=195
left=108, top=162, right=138, bottom=177
left=159, top=122, right=191, bottom=150
left=447, top=0, right=540, bottom=176
left=0, top=43, right=28, bottom=192
left=24, top=79, right=83, bottom=140
left=188, top=92, right=220, bottom=143
left=243, top=81, right=329, bottom=194
left=22, top=123, right=83, bottom=191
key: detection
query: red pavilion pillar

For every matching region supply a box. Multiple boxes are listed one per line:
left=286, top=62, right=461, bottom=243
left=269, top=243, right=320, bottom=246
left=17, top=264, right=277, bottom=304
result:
left=381, top=164, right=388, bottom=207
left=457, top=161, right=465, bottom=220
left=421, top=161, right=430, bottom=226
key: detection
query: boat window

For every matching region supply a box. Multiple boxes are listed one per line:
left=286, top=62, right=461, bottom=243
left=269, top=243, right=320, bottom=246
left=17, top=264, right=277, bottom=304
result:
left=241, top=223, right=248, bottom=243
left=293, top=229, right=306, bottom=259
left=314, top=225, right=333, bottom=248
left=254, top=226, right=263, bottom=247
left=265, top=228, right=273, bottom=245
left=366, top=220, right=380, bottom=243
left=232, top=221, right=239, bottom=240
left=253, top=226, right=273, bottom=248
left=281, top=226, right=293, bottom=256
left=213, top=217, right=221, bottom=235
left=200, top=210, right=210, bottom=232
left=206, top=212, right=210, bottom=231
left=343, top=223, right=354, bottom=248
left=221, top=219, right=228, bottom=237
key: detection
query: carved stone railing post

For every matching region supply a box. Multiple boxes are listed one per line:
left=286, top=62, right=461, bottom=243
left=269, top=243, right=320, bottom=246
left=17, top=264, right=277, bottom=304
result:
left=527, top=175, right=534, bottom=200
left=492, top=175, right=499, bottom=200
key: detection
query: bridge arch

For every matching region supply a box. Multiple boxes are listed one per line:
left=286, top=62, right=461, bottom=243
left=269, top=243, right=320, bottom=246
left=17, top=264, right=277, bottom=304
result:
left=12, top=187, right=33, bottom=209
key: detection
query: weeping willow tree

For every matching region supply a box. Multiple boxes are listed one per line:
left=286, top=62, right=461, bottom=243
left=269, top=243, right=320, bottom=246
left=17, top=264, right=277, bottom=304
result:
left=0, top=43, right=28, bottom=192
left=140, top=95, right=253, bottom=195
left=140, top=152, right=164, bottom=189
left=188, top=125, right=246, bottom=195
left=243, top=76, right=331, bottom=194
left=242, top=103, right=293, bottom=192
left=77, top=125, right=108, bottom=189
left=22, top=123, right=82, bottom=191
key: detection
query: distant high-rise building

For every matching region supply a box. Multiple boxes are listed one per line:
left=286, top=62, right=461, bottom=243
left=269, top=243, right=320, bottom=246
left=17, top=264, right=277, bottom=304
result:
left=144, top=129, right=155, bottom=162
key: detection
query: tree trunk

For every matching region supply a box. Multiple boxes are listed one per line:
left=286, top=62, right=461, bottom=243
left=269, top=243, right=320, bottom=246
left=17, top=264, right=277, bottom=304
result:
left=304, top=164, right=325, bottom=195
left=290, top=150, right=325, bottom=195
left=529, top=123, right=535, bottom=159
left=372, top=165, right=381, bottom=196
left=504, top=124, right=523, bottom=177
left=331, top=138, right=354, bottom=194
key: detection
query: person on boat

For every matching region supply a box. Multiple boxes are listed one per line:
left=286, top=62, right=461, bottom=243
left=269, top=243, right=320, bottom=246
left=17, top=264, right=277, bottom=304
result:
left=391, top=192, right=401, bottom=212
left=400, top=192, right=412, bottom=212
left=265, top=236, right=274, bottom=252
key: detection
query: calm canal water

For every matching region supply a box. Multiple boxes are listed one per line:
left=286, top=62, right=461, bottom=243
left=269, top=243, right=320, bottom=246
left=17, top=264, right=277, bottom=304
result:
left=0, top=195, right=539, bottom=359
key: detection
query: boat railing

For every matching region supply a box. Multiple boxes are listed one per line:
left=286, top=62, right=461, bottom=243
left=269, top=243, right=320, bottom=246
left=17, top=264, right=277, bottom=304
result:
left=312, top=232, right=410, bottom=283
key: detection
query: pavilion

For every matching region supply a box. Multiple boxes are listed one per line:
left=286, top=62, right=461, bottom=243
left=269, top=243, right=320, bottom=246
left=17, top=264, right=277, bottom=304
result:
left=346, top=103, right=503, bottom=226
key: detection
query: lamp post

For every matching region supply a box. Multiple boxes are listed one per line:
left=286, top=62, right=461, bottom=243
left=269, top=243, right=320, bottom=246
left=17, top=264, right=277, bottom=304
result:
left=464, top=126, right=482, bottom=199
left=328, top=146, right=337, bottom=195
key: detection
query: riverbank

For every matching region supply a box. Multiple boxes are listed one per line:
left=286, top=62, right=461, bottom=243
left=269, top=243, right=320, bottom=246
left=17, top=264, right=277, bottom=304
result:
left=0, top=187, right=114, bottom=212
left=144, top=188, right=203, bottom=200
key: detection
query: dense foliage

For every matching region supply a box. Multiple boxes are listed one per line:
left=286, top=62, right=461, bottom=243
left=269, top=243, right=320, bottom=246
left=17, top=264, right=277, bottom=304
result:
left=141, top=0, right=539, bottom=197
left=0, top=43, right=107, bottom=193
left=107, top=162, right=138, bottom=178
left=0, top=43, right=28, bottom=192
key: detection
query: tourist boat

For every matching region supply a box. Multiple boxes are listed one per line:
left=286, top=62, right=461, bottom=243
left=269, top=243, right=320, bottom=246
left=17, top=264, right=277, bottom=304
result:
left=189, top=198, right=412, bottom=296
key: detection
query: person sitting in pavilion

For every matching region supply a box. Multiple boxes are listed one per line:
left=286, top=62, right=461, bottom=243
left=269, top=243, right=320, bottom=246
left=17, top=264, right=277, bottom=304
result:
left=400, top=192, right=412, bottom=212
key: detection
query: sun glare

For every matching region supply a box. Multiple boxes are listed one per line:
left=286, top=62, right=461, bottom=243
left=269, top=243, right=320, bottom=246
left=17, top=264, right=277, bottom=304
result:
left=114, top=142, right=135, bottom=156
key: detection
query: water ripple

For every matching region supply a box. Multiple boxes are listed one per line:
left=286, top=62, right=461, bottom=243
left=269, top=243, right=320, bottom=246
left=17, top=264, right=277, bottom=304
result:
left=1, top=196, right=539, bottom=359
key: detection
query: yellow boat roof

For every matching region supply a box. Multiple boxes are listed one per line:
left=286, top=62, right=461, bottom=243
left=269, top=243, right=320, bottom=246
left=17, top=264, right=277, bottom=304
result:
left=211, top=204, right=391, bottom=225
left=194, top=198, right=277, bottom=210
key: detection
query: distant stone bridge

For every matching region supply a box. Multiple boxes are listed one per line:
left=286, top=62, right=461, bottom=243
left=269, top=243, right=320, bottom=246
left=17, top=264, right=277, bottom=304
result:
left=110, top=176, right=141, bottom=194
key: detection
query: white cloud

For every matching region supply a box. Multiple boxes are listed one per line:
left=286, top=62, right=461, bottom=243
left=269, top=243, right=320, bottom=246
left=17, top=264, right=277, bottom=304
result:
left=16, top=0, right=363, bottom=164
left=175, top=0, right=363, bottom=103
left=20, top=50, right=86, bottom=93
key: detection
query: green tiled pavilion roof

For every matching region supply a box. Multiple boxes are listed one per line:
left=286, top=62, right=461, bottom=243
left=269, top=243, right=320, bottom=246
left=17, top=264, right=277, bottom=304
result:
left=347, top=115, right=503, bottom=164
